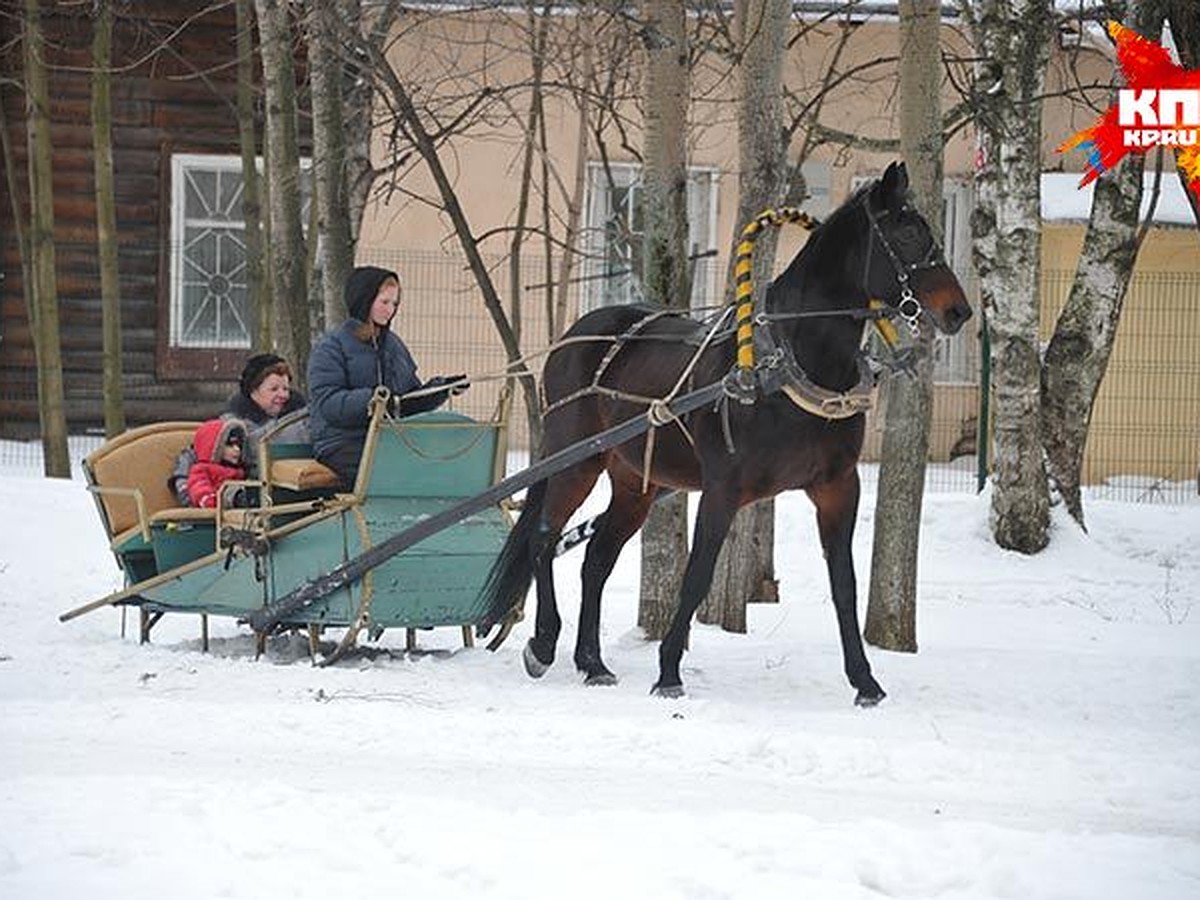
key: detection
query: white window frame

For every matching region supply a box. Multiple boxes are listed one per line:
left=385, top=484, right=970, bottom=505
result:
left=169, top=153, right=311, bottom=349
left=933, top=180, right=976, bottom=384
left=170, top=153, right=254, bottom=349
left=580, top=161, right=720, bottom=314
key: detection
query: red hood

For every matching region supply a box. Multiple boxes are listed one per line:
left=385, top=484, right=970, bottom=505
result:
left=194, top=418, right=247, bottom=463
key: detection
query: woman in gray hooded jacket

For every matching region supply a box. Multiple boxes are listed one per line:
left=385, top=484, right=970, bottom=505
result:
left=307, top=265, right=466, bottom=489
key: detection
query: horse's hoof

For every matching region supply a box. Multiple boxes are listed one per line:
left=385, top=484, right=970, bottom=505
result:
left=522, top=641, right=552, bottom=679
left=584, top=671, right=618, bottom=686
left=650, top=682, right=685, bottom=699
left=854, top=689, right=886, bottom=708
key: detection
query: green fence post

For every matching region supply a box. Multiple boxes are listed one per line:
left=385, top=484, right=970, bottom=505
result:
left=976, top=313, right=990, bottom=494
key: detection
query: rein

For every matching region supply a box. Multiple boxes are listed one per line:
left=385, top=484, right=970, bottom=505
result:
left=398, top=191, right=933, bottom=432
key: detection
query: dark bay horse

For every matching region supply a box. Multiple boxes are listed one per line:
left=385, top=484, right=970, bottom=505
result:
left=479, top=162, right=971, bottom=704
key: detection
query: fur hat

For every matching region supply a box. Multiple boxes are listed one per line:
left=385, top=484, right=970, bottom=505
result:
left=345, top=266, right=400, bottom=323
left=239, top=353, right=288, bottom=398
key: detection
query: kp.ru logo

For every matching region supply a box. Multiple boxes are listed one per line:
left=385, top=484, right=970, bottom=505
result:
left=1118, top=89, right=1198, bottom=147
left=1059, top=21, right=1200, bottom=200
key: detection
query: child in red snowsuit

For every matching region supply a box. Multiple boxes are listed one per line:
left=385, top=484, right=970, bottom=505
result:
left=186, top=418, right=250, bottom=509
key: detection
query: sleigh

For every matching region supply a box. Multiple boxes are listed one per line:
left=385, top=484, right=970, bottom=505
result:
left=65, top=393, right=516, bottom=658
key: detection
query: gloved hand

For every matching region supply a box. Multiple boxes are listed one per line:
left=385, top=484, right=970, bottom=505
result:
left=386, top=375, right=467, bottom=418
left=438, top=374, right=469, bottom=396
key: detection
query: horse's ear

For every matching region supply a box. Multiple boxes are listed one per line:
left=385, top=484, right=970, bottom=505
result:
left=881, top=161, right=908, bottom=211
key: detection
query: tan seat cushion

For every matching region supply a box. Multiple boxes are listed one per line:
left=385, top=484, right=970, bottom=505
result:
left=86, top=422, right=200, bottom=538
left=270, top=458, right=340, bottom=492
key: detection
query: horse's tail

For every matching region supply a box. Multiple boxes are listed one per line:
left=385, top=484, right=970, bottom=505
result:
left=478, top=479, right=550, bottom=635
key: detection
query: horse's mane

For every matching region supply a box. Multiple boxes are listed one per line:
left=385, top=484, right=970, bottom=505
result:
left=807, top=177, right=875, bottom=247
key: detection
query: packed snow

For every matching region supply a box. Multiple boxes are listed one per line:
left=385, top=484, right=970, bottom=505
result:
left=1, top=454, right=1197, bottom=899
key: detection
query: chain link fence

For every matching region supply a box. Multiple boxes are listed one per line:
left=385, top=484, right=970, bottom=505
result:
left=2, top=252, right=1197, bottom=503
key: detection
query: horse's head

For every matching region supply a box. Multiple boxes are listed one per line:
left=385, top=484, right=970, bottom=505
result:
left=861, top=162, right=972, bottom=336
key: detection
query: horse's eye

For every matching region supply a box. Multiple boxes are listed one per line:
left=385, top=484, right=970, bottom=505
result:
left=893, top=222, right=924, bottom=248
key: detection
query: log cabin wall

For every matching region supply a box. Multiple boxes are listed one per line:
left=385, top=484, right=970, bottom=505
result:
left=0, top=2, right=307, bottom=439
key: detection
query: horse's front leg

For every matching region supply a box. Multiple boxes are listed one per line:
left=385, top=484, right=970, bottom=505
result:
left=653, top=488, right=737, bottom=698
left=807, top=468, right=885, bottom=706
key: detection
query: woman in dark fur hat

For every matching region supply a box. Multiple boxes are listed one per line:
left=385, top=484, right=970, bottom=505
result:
left=229, top=352, right=307, bottom=445
left=307, top=265, right=467, bottom=490
left=169, top=353, right=307, bottom=506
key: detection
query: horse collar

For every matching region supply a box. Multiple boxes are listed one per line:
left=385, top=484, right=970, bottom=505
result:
left=751, top=319, right=875, bottom=420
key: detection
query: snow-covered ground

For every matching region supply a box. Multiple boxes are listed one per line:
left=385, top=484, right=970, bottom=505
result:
left=1, top=456, right=1197, bottom=899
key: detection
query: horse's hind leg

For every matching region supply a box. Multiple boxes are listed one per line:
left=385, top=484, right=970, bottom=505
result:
left=653, top=485, right=738, bottom=697
left=807, top=468, right=885, bottom=706
left=524, top=459, right=605, bottom=676
left=574, top=473, right=658, bottom=685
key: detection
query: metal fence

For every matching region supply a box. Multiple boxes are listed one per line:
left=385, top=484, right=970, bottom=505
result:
left=2, top=253, right=1197, bottom=504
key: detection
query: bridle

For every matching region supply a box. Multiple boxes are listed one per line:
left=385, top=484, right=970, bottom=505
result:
left=861, top=194, right=947, bottom=336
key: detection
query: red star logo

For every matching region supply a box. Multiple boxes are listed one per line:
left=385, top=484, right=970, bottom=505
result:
left=1058, top=21, right=1200, bottom=201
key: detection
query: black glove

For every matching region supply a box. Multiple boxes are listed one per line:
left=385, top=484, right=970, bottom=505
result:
left=386, top=375, right=467, bottom=418
left=436, top=374, right=469, bottom=396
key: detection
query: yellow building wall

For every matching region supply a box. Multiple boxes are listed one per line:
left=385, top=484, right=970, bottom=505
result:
left=349, top=11, right=1198, bottom=486
left=1039, top=226, right=1200, bottom=485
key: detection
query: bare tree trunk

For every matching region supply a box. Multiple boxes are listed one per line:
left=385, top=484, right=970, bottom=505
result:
left=702, top=0, right=791, bottom=633
left=236, top=0, right=270, bottom=350
left=551, top=10, right=595, bottom=343
left=967, top=0, right=1054, bottom=554
left=1040, top=154, right=1143, bottom=527
left=255, top=0, right=310, bottom=383
left=506, top=3, right=551, bottom=451
left=306, top=0, right=354, bottom=332
left=371, top=60, right=543, bottom=450
left=24, top=0, right=70, bottom=478
left=91, top=0, right=124, bottom=438
left=865, top=0, right=942, bottom=651
left=342, top=0, right=393, bottom=243
left=1163, top=0, right=1200, bottom=230
left=0, top=74, right=44, bottom=441
left=1041, top=2, right=1155, bottom=528
left=638, top=0, right=691, bottom=641
left=0, top=88, right=35, bottom=398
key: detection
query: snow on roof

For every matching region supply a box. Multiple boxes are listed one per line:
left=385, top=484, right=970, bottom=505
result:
left=1041, top=172, right=1196, bottom=225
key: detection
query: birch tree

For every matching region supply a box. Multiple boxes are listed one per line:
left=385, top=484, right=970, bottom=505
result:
left=637, top=0, right=692, bottom=641
left=964, top=0, right=1056, bottom=554
left=23, top=0, right=70, bottom=477
left=91, top=0, right=124, bottom=437
left=1041, top=1, right=1158, bottom=529
left=865, top=0, right=944, bottom=650
left=1161, top=0, right=1200, bottom=228
left=702, top=0, right=791, bottom=634
left=1041, top=154, right=1144, bottom=528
